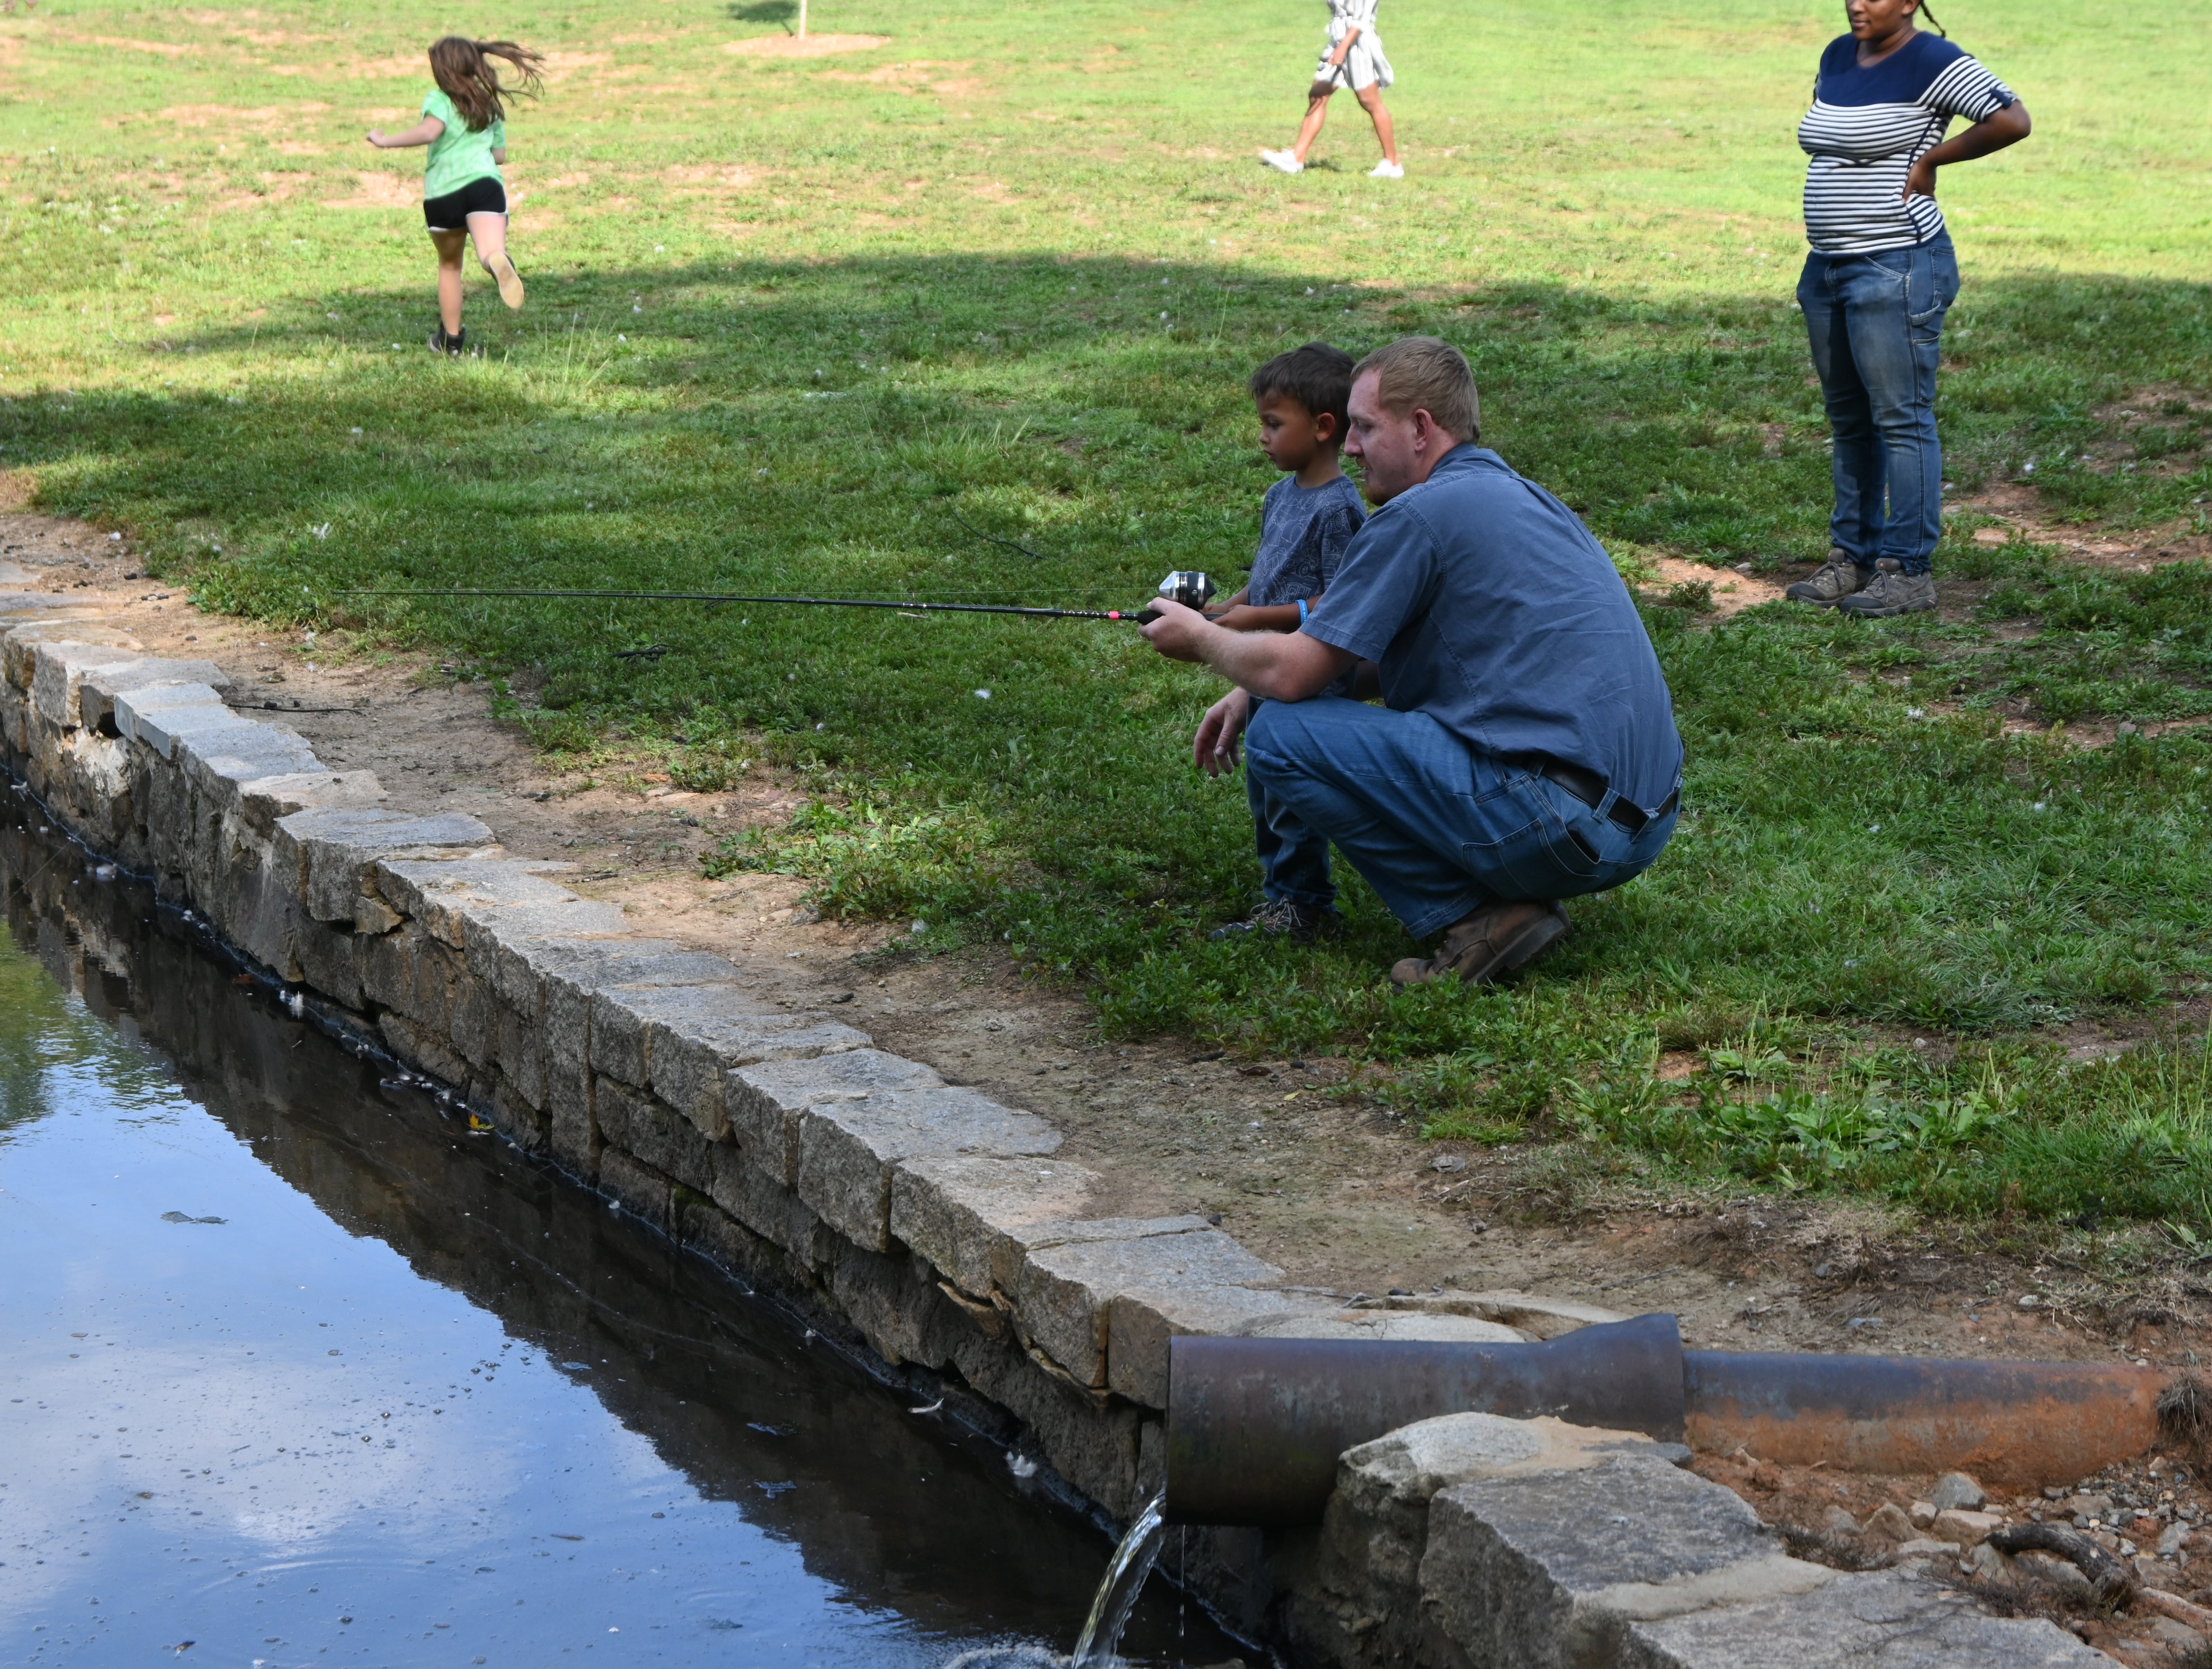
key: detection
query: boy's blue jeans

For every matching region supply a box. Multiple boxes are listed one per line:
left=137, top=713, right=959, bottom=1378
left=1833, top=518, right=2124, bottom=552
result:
left=1243, top=696, right=1678, bottom=939
left=1796, top=232, right=1960, bottom=576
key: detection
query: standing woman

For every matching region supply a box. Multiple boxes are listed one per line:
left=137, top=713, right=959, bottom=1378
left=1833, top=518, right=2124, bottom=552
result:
left=1784, top=0, right=2029, bottom=617
left=367, top=38, right=545, bottom=357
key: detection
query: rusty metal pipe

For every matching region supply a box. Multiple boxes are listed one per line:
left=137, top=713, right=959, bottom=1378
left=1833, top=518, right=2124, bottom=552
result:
left=1682, top=1349, right=2161, bottom=1491
left=1164, top=1317, right=2165, bottom=1526
left=1164, top=1315, right=1686, bottom=1526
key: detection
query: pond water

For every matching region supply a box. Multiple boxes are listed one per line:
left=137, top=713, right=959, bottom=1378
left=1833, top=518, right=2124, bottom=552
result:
left=0, top=786, right=1239, bottom=1668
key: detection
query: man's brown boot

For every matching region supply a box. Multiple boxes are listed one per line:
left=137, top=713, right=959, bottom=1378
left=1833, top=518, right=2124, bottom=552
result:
left=1391, top=900, right=1569, bottom=987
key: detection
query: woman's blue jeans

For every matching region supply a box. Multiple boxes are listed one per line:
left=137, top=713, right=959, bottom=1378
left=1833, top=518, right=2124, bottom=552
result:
left=1797, top=232, right=1960, bottom=576
left=1244, top=696, right=1677, bottom=938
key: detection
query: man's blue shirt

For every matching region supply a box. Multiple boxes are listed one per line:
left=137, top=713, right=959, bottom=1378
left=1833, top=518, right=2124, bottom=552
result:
left=1299, top=444, right=1684, bottom=812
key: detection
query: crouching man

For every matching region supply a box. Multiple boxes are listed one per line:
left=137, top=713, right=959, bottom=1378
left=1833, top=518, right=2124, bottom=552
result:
left=1140, top=336, right=1683, bottom=985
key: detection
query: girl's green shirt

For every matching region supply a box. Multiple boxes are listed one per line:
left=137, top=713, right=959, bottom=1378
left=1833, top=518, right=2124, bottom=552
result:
left=420, top=88, right=505, bottom=200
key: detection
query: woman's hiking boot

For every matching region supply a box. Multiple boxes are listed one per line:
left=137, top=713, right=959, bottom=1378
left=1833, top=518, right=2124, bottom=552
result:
left=1785, top=549, right=1872, bottom=607
left=427, top=324, right=467, bottom=356
left=1209, top=900, right=1345, bottom=944
left=1390, top=899, right=1569, bottom=987
left=1836, top=559, right=1937, bottom=618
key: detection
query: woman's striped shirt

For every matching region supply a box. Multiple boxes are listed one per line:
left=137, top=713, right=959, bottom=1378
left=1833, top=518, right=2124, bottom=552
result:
left=1798, top=32, right=2015, bottom=254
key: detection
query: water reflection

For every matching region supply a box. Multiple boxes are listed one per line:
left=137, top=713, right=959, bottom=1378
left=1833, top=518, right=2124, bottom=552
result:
left=0, top=789, right=1237, bottom=1667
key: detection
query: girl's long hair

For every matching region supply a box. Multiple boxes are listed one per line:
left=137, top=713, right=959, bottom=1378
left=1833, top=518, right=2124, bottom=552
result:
left=428, top=37, right=545, bottom=133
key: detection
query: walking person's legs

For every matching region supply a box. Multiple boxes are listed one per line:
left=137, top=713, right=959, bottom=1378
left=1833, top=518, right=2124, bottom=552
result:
left=429, top=227, right=469, bottom=347
left=1354, top=82, right=1400, bottom=173
left=467, top=210, right=525, bottom=311
left=1264, top=81, right=1337, bottom=173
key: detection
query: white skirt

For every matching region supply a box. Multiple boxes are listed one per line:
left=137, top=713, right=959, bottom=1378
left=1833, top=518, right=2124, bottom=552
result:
left=1313, top=23, right=1392, bottom=90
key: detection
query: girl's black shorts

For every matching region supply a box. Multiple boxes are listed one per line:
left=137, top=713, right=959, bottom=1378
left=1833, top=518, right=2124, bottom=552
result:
left=423, top=176, right=507, bottom=231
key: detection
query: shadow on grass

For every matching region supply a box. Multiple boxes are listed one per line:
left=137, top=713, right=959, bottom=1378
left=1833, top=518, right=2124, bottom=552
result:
left=8, top=253, right=2212, bottom=1220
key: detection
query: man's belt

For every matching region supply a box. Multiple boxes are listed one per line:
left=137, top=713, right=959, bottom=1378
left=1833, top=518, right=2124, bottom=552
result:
left=1538, top=759, right=1680, bottom=834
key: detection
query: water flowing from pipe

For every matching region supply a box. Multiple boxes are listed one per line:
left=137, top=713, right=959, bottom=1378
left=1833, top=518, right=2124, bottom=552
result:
left=1068, top=1492, right=1166, bottom=1669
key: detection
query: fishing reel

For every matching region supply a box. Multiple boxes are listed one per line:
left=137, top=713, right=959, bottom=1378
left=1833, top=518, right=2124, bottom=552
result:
left=1133, top=570, right=1216, bottom=624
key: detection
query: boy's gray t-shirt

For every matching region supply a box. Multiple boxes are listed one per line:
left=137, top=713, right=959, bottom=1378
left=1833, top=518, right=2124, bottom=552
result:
left=1248, top=473, right=1365, bottom=607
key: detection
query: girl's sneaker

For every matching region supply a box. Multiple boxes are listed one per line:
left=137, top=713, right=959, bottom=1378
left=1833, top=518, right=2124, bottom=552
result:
left=427, top=325, right=467, bottom=356
left=1260, top=148, right=1303, bottom=174
left=489, top=254, right=526, bottom=311
left=1369, top=159, right=1405, bottom=179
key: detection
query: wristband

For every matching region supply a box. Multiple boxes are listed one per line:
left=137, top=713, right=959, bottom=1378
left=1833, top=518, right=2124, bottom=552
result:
left=1297, top=599, right=1309, bottom=628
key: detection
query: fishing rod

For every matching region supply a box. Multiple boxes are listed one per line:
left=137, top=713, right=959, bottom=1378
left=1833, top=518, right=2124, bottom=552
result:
left=333, top=571, right=1218, bottom=624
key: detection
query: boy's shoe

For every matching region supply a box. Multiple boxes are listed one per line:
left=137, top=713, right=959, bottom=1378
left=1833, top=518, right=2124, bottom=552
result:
left=489, top=253, right=526, bottom=311
left=1836, top=559, right=1937, bottom=619
left=1369, top=159, right=1405, bottom=179
left=1390, top=900, right=1568, bottom=987
left=427, top=325, right=467, bottom=357
left=1260, top=148, right=1304, bottom=174
left=1785, top=548, right=1871, bottom=607
left=1210, top=900, right=1345, bottom=944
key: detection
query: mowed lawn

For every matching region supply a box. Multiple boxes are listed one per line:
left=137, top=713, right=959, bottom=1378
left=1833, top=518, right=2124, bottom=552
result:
left=4, top=0, right=2212, bottom=1223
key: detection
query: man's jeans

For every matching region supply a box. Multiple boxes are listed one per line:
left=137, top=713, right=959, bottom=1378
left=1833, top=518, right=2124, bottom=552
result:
left=1244, top=697, right=1678, bottom=939
left=1797, top=232, right=1960, bottom=576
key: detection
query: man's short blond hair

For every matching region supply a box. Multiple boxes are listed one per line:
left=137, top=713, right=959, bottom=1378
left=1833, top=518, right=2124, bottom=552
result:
left=1352, top=336, right=1480, bottom=444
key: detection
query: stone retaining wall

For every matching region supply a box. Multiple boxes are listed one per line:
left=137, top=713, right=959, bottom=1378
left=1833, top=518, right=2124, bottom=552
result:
left=0, top=593, right=2118, bottom=1667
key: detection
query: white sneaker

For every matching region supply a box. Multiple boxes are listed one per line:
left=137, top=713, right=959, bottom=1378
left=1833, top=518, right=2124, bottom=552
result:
left=1369, top=159, right=1405, bottom=179
left=1260, top=148, right=1304, bottom=175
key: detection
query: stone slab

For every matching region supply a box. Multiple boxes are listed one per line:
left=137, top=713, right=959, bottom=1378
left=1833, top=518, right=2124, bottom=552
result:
left=30, top=641, right=142, bottom=728
left=268, top=812, right=495, bottom=925
left=1618, top=1569, right=2111, bottom=1668
left=234, top=771, right=389, bottom=837
left=1107, top=1283, right=1325, bottom=1407
left=727, top=1049, right=944, bottom=1186
left=589, top=979, right=773, bottom=1093
left=74, top=656, right=234, bottom=732
left=112, top=682, right=250, bottom=759
left=3, top=623, right=139, bottom=690
left=889, top=1153, right=1103, bottom=1297
left=795, top=1086, right=1062, bottom=1252
left=1421, top=1455, right=1825, bottom=1669
left=1014, top=1222, right=1283, bottom=1389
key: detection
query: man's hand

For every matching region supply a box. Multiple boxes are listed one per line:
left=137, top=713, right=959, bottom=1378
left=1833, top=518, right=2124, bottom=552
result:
left=1138, top=597, right=1212, bottom=662
left=1140, top=598, right=1355, bottom=701
left=1194, top=688, right=1251, bottom=776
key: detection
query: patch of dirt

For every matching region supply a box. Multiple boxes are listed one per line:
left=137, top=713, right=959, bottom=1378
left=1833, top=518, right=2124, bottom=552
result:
left=8, top=507, right=2212, bottom=1383
left=1959, top=480, right=2212, bottom=571
left=722, top=33, right=890, bottom=58
left=1639, top=556, right=1788, bottom=619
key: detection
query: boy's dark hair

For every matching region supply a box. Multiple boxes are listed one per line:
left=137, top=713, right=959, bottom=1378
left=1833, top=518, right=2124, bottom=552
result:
left=1248, top=341, right=1354, bottom=442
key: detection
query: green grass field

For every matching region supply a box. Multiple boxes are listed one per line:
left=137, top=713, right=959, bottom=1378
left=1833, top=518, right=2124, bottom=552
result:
left=4, top=0, right=2212, bottom=1224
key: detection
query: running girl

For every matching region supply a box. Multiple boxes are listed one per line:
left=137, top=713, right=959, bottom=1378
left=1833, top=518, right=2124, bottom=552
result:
left=1260, top=0, right=1402, bottom=179
left=366, top=37, right=545, bottom=356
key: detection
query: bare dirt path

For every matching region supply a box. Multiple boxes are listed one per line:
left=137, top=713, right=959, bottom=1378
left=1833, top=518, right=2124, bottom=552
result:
left=9, top=505, right=2207, bottom=1378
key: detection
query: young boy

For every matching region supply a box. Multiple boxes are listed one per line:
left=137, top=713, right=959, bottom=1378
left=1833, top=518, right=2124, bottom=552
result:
left=1203, top=341, right=1366, bottom=943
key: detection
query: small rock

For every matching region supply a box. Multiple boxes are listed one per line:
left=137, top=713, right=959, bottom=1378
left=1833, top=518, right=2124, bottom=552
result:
left=1894, top=1536, right=1957, bottom=1559
left=1930, top=1508, right=2004, bottom=1547
left=2017, top=1294, right=2043, bottom=1309
left=1821, top=1505, right=1862, bottom=1535
left=2160, top=1522, right=2194, bottom=1557
left=2064, top=1492, right=2114, bottom=1522
left=2015, top=1549, right=2094, bottom=1598
left=2149, top=1616, right=2207, bottom=1649
left=1930, top=1471, right=1987, bottom=1512
left=1430, top=1154, right=1466, bottom=1174
left=1863, top=1503, right=1915, bottom=1543
left=1909, top=1500, right=1938, bottom=1527
left=1962, top=1540, right=2019, bottom=1583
